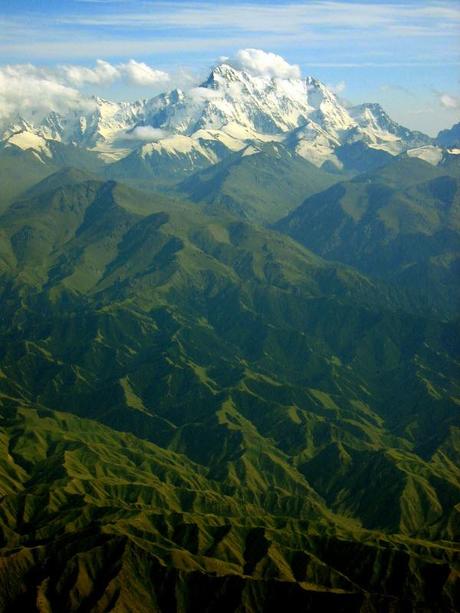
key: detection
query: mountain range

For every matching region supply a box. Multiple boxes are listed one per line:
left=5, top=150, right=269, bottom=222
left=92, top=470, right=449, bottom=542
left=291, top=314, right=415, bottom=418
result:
left=0, top=61, right=459, bottom=612
left=1, top=62, right=454, bottom=176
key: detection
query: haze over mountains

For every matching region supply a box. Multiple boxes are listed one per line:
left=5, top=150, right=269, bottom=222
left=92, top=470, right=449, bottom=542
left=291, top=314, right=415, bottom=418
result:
left=0, top=54, right=459, bottom=612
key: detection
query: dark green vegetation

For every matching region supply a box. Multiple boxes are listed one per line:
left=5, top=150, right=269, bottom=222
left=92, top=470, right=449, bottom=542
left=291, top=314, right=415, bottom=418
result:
left=0, top=148, right=458, bottom=611
left=0, top=143, right=103, bottom=212
left=277, top=157, right=460, bottom=317
left=178, top=143, right=340, bottom=223
left=0, top=144, right=59, bottom=210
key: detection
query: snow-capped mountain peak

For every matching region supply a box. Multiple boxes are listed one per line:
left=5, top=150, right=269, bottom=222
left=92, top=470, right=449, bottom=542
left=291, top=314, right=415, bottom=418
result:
left=304, top=76, right=355, bottom=135
left=202, top=63, right=247, bottom=89
left=348, top=102, right=431, bottom=153
left=350, top=102, right=404, bottom=135
left=0, top=62, right=437, bottom=169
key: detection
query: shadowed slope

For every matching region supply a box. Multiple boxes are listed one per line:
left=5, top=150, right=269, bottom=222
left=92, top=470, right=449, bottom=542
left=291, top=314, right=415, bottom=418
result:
left=277, top=157, right=460, bottom=316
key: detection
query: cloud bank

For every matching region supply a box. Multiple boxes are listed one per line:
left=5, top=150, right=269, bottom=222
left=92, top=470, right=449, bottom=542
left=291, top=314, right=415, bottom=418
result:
left=226, top=49, right=301, bottom=79
left=0, top=66, right=89, bottom=121
left=116, top=60, right=170, bottom=87
left=24, top=59, right=170, bottom=87
left=0, top=60, right=170, bottom=122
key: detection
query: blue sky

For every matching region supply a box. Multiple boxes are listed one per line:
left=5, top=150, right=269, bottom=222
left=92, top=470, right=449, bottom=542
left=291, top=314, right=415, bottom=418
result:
left=1, top=0, right=459, bottom=134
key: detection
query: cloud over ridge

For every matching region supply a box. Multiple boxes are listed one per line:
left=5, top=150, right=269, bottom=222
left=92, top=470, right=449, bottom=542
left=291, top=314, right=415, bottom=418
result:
left=226, top=49, right=301, bottom=79
left=123, top=126, right=168, bottom=141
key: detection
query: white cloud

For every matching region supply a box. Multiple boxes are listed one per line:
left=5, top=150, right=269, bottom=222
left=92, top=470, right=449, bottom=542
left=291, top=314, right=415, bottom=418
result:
left=0, top=65, right=94, bottom=121
left=59, top=59, right=169, bottom=87
left=188, top=87, right=222, bottom=103
left=1, top=2, right=459, bottom=67
left=123, top=126, right=168, bottom=140
left=118, top=60, right=169, bottom=86
left=439, top=93, right=460, bottom=110
left=60, top=59, right=120, bottom=85
left=0, top=60, right=170, bottom=123
left=226, top=49, right=301, bottom=79
left=49, top=3, right=460, bottom=34
left=0, top=59, right=169, bottom=91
